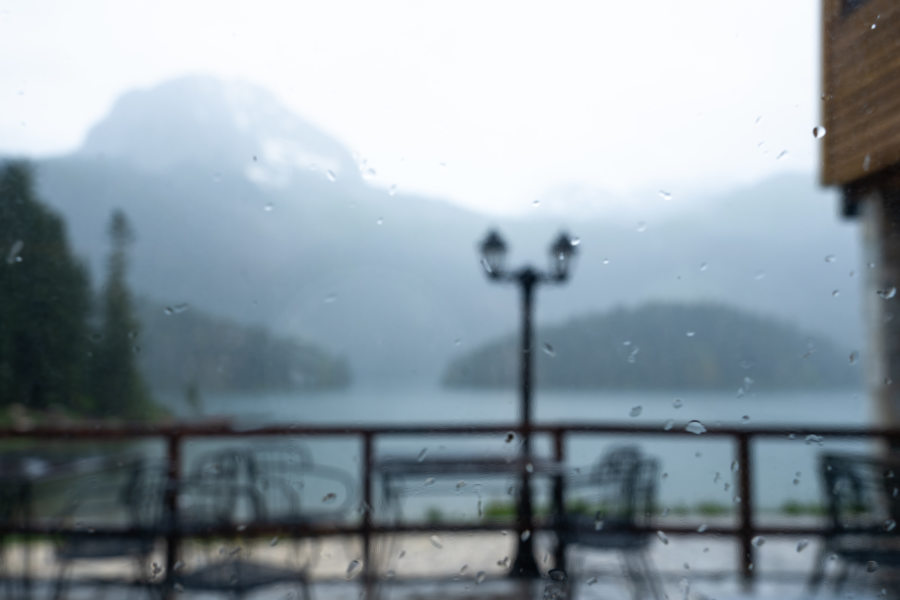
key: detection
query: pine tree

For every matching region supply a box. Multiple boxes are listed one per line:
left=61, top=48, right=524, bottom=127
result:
left=91, top=209, right=152, bottom=418
left=0, top=161, right=92, bottom=411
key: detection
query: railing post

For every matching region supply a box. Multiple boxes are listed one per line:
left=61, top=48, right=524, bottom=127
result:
left=736, top=432, right=755, bottom=590
left=163, top=431, right=182, bottom=600
left=552, top=429, right=567, bottom=573
left=362, top=431, right=374, bottom=595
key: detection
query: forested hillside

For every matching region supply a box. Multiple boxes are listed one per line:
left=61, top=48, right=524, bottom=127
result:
left=442, top=302, right=860, bottom=391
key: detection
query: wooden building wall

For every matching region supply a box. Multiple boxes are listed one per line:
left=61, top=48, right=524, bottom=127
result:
left=822, top=0, right=900, bottom=185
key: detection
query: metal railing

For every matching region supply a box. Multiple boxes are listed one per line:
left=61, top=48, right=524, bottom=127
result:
left=0, top=420, right=897, bottom=594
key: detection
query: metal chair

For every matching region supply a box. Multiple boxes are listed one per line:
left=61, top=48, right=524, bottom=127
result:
left=807, top=452, right=900, bottom=595
left=53, top=458, right=168, bottom=599
left=556, top=446, right=664, bottom=600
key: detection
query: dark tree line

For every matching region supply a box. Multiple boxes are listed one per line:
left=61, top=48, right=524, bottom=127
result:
left=0, top=161, right=154, bottom=419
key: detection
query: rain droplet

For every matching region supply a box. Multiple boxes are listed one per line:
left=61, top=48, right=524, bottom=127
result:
left=430, top=535, right=443, bottom=549
left=686, top=331, right=696, bottom=337
left=629, top=405, right=643, bottom=418
left=326, top=170, right=336, bottom=182
left=388, top=184, right=397, bottom=196
left=673, top=398, right=683, bottom=409
left=813, top=126, right=827, bottom=139
left=570, top=236, right=581, bottom=246
left=376, top=217, right=384, bottom=226
left=885, top=519, right=897, bottom=532
left=5, top=240, right=23, bottom=265
left=532, top=199, right=540, bottom=208
left=824, top=254, right=836, bottom=263
left=424, top=477, right=435, bottom=486
left=805, top=434, right=824, bottom=446
left=752, top=536, right=766, bottom=547
left=164, top=303, right=190, bottom=316
left=602, top=258, right=610, bottom=265
left=877, top=286, right=897, bottom=299
left=263, top=203, right=274, bottom=212
left=685, top=420, right=707, bottom=435
left=699, top=262, right=708, bottom=272
left=520, top=530, right=531, bottom=541
left=270, top=536, right=279, bottom=547
left=417, top=448, right=428, bottom=462
left=323, top=293, right=337, bottom=304
left=475, top=571, right=486, bottom=584
left=796, top=539, right=809, bottom=552
left=548, top=569, right=567, bottom=582
left=863, top=154, right=872, bottom=171
left=776, top=150, right=789, bottom=160
left=505, top=432, right=516, bottom=443
left=867, top=560, right=879, bottom=573
left=656, top=530, right=669, bottom=545
left=697, top=524, right=708, bottom=533
left=849, top=351, right=859, bottom=365
left=663, top=419, right=674, bottom=431
left=627, top=347, right=640, bottom=364
left=871, top=23, right=877, bottom=29
left=658, top=190, right=673, bottom=201
left=543, top=343, right=556, bottom=357
left=832, top=289, right=840, bottom=298
left=322, top=492, right=337, bottom=503
left=636, top=221, right=647, bottom=233
left=754, top=270, right=766, bottom=280
left=497, top=556, right=510, bottom=567
left=346, top=559, right=361, bottom=579
left=586, top=576, right=598, bottom=585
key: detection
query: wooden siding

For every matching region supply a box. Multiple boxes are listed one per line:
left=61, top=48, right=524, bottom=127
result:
left=822, top=0, right=900, bottom=185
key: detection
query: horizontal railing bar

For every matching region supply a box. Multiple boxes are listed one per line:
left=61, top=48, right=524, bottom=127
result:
left=1, top=422, right=898, bottom=438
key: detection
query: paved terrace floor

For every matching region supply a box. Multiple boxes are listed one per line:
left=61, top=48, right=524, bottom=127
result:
left=2, top=533, right=895, bottom=599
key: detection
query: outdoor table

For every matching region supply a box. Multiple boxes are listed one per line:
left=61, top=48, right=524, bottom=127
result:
left=372, top=454, right=570, bottom=575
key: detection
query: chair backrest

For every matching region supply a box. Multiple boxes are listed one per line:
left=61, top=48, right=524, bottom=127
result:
left=820, top=452, right=900, bottom=532
left=588, top=446, right=658, bottom=528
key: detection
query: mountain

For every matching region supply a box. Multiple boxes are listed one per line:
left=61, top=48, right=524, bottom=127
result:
left=442, top=302, right=860, bottom=390
left=15, top=75, right=866, bottom=385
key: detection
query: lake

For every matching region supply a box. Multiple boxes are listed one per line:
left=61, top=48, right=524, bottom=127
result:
left=164, top=384, right=872, bottom=517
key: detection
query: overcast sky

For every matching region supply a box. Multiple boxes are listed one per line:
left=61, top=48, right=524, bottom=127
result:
left=1, top=1, right=822, bottom=215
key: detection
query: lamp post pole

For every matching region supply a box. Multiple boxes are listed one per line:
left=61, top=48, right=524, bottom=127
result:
left=479, top=231, right=577, bottom=578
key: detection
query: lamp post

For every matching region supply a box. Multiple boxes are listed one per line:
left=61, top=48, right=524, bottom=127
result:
left=479, top=229, right=578, bottom=578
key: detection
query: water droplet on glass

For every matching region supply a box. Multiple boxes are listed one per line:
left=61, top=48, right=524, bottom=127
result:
left=867, top=560, right=879, bottom=573
left=322, top=492, right=337, bottom=503
left=570, top=236, right=581, bottom=247
left=824, top=254, right=836, bottom=263
left=430, top=535, right=443, bottom=549
left=346, top=559, right=361, bottom=579
left=480, top=257, right=494, bottom=276
left=521, top=530, right=531, bottom=541
left=417, top=448, right=428, bottom=462
left=549, top=569, right=567, bottom=582
left=602, top=258, right=610, bottom=265
left=754, top=270, right=766, bottom=281
left=497, top=556, right=510, bottom=567
left=663, top=419, right=674, bottom=431
left=805, top=434, right=824, bottom=446
left=742, top=415, right=750, bottom=422
left=813, top=126, right=827, bottom=139
left=796, top=539, right=809, bottom=552
left=627, top=347, right=640, bottom=364
left=776, top=150, right=788, bottom=160
left=424, top=477, right=435, bottom=486
left=388, top=184, right=397, bottom=196
left=699, top=262, right=708, bottom=272
left=871, top=23, right=877, bottom=29
left=376, top=217, right=384, bottom=226
left=697, top=524, right=708, bottom=533
left=5, top=240, right=23, bottom=265
left=864, top=154, right=872, bottom=171
left=658, top=190, right=673, bottom=201
left=270, top=536, right=279, bottom=547
left=636, top=221, right=647, bottom=233
left=685, top=420, right=707, bottom=435
left=673, top=398, right=683, bottom=409
left=849, top=351, right=859, bottom=365
left=543, top=343, right=556, bottom=357
left=326, top=170, right=336, bottom=182
left=686, top=331, right=696, bottom=337
left=586, top=576, right=598, bottom=585
left=475, top=571, right=486, bottom=584
left=656, top=530, right=670, bottom=545
left=885, top=519, right=897, bottom=532
left=832, top=289, right=840, bottom=298
left=263, top=203, right=274, bottom=212
left=532, top=199, right=540, bottom=208
left=752, top=536, right=766, bottom=547
left=459, top=564, right=468, bottom=575
left=629, top=405, right=643, bottom=418
left=877, top=286, right=897, bottom=299
left=164, top=303, right=190, bottom=316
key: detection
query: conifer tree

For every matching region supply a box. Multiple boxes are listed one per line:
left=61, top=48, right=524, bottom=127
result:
left=91, top=209, right=152, bottom=418
left=0, top=161, right=91, bottom=411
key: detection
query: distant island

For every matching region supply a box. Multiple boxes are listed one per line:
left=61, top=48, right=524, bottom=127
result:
left=442, top=302, right=860, bottom=391
left=136, top=299, right=351, bottom=393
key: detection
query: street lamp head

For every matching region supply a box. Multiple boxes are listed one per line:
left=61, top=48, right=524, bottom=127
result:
left=549, top=231, right=577, bottom=281
left=479, top=229, right=507, bottom=278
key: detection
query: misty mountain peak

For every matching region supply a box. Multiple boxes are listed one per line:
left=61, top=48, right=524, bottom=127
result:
left=79, top=75, right=357, bottom=184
